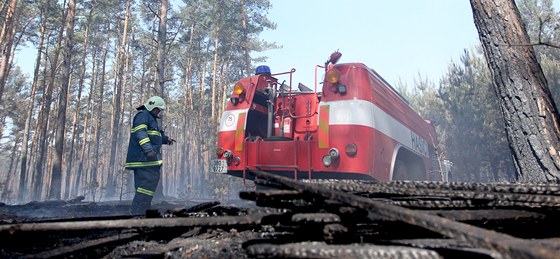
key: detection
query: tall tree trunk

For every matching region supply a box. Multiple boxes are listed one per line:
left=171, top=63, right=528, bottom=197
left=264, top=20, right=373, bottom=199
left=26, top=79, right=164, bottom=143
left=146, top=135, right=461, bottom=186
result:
left=156, top=0, right=167, bottom=95
left=123, top=36, right=137, bottom=199
left=180, top=22, right=196, bottom=196
left=90, top=30, right=110, bottom=198
left=0, top=2, right=11, bottom=44
left=211, top=31, right=219, bottom=121
left=1, top=133, right=20, bottom=203
left=107, top=0, right=131, bottom=198
left=18, top=0, right=49, bottom=203
left=50, top=0, right=76, bottom=200
left=74, top=47, right=97, bottom=198
left=0, top=2, right=9, bottom=41
left=126, top=41, right=134, bottom=118
left=29, top=44, right=50, bottom=200
left=240, top=0, right=250, bottom=77
left=33, top=0, right=67, bottom=201
left=199, top=43, right=210, bottom=118
left=65, top=3, right=95, bottom=199
left=153, top=0, right=168, bottom=198
left=219, top=58, right=231, bottom=120
left=470, top=0, right=560, bottom=182
left=118, top=41, right=132, bottom=199
left=65, top=22, right=89, bottom=199
left=0, top=0, right=18, bottom=102
left=184, top=22, right=195, bottom=111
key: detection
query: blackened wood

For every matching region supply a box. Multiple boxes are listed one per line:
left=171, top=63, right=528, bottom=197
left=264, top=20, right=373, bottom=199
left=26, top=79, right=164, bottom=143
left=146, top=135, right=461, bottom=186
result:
left=255, top=170, right=560, bottom=259
left=31, top=232, right=139, bottom=258
left=0, top=213, right=275, bottom=233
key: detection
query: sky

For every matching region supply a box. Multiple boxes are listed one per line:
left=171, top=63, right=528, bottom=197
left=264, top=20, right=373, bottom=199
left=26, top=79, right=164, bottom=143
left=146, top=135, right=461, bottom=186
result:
left=13, top=1, right=560, bottom=90
left=258, top=0, right=481, bottom=89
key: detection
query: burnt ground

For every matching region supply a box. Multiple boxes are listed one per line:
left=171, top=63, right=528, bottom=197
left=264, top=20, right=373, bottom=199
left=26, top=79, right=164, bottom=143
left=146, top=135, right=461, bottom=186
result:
left=0, top=195, right=449, bottom=259
left=1, top=172, right=560, bottom=259
left=0, top=197, right=263, bottom=258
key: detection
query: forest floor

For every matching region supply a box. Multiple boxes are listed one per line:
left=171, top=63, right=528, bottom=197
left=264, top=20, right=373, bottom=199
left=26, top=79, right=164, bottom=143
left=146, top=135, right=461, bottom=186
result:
left=2, top=177, right=559, bottom=259
left=0, top=197, right=264, bottom=258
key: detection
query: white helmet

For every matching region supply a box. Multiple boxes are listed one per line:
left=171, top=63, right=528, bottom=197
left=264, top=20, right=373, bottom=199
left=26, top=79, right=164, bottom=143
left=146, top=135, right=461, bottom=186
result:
left=144, top=96, right=166, bottom=111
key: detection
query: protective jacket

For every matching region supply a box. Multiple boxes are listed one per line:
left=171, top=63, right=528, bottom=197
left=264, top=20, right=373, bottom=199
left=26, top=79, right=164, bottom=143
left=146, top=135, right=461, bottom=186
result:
left=125, top=109, right=170, bottom=169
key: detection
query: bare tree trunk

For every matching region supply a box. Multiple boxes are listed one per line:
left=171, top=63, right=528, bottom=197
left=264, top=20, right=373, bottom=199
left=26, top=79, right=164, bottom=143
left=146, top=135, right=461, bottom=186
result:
left=91, top=32, right=110, bottom=197
left=0, top=3, right=8, bottom=38
left=152, top=0, right=168, bottom=199
left=211, top=30, right=219, bottom=121
left=50, top=0, right=76, bottom=200
left=183, top=22, right=195, bottom=110
left=0, top=2, right=10, bottom=44
left=118, top=41, right=133, bottom=199
left=240, top=0, right=250, bottom=77
left=156, top=0, right=167, bottom=95
left=2, top=133, right=20, bottom=203
left=0, top=0, right=18, bottom=102
left=148, top=17, right=157, bottom=96
left=107, top=0, right=131, bottom=198
left=18, top=0, right=49, bottom=203
left=199, top=43, right=210, bottom=118
left=28, top=44, right=50, bottom=201
left=33, top=0, right=67, bottom=201
left=122, top=40, right=135, bottom=199
left=470, top=0, right=560, bottom=182
left=180, top=20, right=195, bottom=195
left=44, top=98, right=59, bottom=199
left=126, top=35, right=135, bottom=118
left=219, top=58, right=231, bottom=121
left=64, top=23, right=89, bottom=199
left=217, top=51, right=233, bottom=122
left=65, top=3, right=95, bottom=199
left=74, top=47, right=97, bottom=198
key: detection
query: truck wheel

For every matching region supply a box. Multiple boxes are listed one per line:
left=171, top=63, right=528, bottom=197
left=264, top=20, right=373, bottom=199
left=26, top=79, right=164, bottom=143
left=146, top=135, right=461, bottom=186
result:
left=409, top=162, right=426, bottom=181
left=393, top=159, right=407, bottom=181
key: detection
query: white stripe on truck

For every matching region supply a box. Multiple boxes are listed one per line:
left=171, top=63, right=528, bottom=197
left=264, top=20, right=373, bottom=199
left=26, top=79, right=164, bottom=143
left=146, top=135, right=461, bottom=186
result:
left=320, top=100, right=429, bottom=158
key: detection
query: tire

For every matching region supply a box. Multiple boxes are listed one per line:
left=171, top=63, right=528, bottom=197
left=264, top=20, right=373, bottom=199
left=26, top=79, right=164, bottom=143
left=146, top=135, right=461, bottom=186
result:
left=408, top=162, right=426, bottom=181
left=392, top=159, right=407, bottom=181
left=393, top=159, right=425, bottom=181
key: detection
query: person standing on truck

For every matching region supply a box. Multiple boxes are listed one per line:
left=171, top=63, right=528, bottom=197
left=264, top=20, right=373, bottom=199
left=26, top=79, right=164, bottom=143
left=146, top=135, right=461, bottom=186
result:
left=125, top=96, right=176, bottom=215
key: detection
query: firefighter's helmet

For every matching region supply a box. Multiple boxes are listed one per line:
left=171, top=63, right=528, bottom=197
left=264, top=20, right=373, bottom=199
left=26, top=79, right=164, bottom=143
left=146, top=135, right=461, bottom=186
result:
left=144, top=96, right=166, bottom=111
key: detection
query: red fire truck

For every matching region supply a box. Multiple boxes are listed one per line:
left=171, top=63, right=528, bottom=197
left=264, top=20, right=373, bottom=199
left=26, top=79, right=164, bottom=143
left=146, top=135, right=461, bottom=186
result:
left=213, top=52, right=446, bottom=183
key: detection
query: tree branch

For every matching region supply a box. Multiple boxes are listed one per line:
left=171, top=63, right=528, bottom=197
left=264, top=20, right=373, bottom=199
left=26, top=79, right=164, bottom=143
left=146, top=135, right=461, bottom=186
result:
left=144, top=2, right=161, bottom=20
left=496, top=40, right=560, bottom=49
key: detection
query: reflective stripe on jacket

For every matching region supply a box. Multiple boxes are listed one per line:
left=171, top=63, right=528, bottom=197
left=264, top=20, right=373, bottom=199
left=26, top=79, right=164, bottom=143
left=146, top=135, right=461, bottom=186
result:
left=125, top=109, right=169, bottom=169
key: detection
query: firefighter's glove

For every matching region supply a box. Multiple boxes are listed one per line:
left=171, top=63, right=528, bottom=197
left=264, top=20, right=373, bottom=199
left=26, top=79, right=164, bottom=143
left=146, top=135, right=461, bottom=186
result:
left=168, top=138, right=176, bottom=145
left=146, top=151, right=157, bottom=160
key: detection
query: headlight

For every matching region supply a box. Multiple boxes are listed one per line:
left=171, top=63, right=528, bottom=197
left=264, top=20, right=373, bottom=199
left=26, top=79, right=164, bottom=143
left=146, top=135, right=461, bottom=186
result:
left=323, top=148, right=340, bottom=167
left=325, top=68, right=340, bottom=83
left=223, top=150, right=233, bottom=159
left=322, top=155, right=332, bottom=167
left=329, top=148, right=340, bottom=159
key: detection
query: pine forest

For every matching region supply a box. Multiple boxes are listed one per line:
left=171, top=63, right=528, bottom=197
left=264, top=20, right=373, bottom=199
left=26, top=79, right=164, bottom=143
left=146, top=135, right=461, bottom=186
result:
left=0, top=0, right=559, bottom=204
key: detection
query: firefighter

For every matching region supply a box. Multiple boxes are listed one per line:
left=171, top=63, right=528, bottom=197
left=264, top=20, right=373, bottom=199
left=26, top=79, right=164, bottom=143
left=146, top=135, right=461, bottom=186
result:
left=125, top=96, right=176, bottom=215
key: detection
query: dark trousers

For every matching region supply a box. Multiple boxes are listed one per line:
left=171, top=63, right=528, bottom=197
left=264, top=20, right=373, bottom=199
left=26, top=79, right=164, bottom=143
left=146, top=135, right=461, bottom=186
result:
left=130, top=166, right=161, bottom=215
